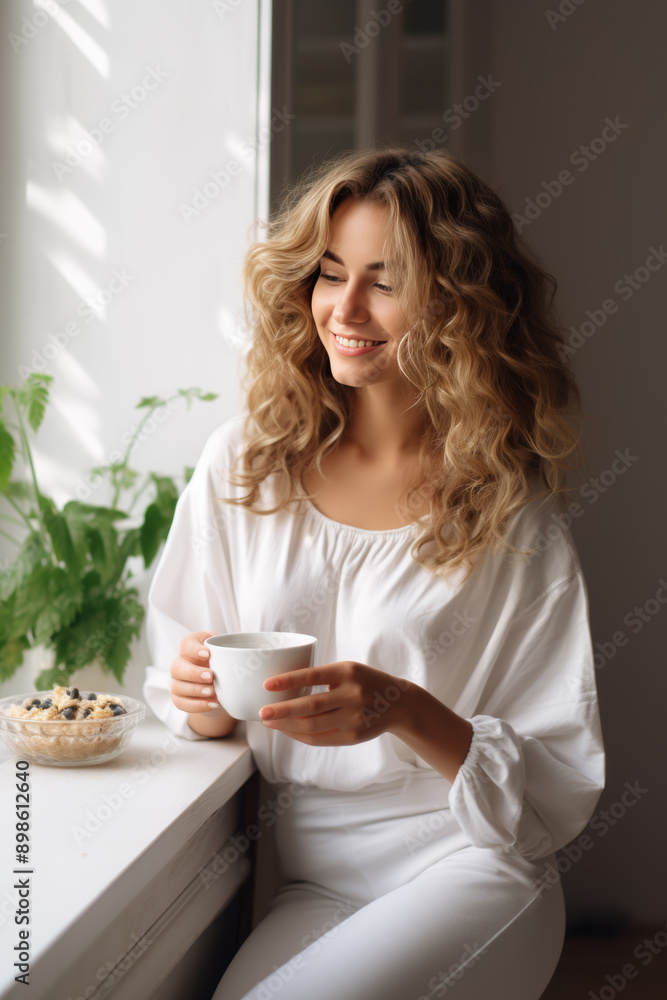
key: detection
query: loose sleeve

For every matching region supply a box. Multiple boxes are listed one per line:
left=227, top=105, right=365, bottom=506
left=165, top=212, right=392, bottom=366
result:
left=448, top=572, right=605, bottom=860
left=142, top=425, right=239, bottom=740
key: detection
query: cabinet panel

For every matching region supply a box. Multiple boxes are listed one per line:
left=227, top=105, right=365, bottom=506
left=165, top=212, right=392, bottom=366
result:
left=147, top=893, right=245, bottom=1000
left=48, top=793, right=249, bottom=1000
left=98, top=854, right=250, bottom=1000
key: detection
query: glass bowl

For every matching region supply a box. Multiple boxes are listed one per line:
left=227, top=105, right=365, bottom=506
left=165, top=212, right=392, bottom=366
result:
left=0, top=691, right=146, bottom=766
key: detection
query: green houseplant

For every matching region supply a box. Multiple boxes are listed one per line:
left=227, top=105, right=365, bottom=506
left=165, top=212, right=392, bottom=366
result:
left=0, top=373, right=218, bottom=689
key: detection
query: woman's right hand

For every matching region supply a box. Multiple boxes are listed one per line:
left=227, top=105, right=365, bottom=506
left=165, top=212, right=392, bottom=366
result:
left=170, top=630, right=237, bottom=734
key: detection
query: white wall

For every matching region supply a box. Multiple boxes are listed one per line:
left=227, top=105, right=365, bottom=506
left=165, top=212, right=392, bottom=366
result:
left=0, top=0, right=267, bottom=700
left=449, top=0, right=666, bottom=925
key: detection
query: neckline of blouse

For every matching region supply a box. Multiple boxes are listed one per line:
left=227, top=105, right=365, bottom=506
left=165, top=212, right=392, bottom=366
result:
left=296, top=479, right=429, bottom=540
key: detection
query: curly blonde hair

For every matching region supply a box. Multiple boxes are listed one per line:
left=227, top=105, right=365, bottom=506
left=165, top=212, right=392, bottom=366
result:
left=220, top=146, right=584, bottom=582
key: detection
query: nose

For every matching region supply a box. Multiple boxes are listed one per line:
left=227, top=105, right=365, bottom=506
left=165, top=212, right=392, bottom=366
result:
left=332, top=279, right=369, bottom=325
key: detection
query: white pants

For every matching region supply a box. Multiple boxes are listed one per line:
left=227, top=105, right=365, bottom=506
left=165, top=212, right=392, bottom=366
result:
left=212, top=773, right=566, bottom=1000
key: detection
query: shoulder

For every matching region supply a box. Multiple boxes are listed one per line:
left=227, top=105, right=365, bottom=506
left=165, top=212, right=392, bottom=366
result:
left=197, top=412, right=255, bottom=472
left=202, top=412, right=250, bottom=452
left=173, top=414, right=256, bottom=506
left=494, top=491, right=585, bottom=610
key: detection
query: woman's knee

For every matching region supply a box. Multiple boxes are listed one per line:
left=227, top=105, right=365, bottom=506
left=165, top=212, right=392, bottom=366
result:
left=428, top=880, right=565, bottom=1000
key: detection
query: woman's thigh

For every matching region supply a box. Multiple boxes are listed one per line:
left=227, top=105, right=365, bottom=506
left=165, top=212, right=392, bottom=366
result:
left=212, top=846, right=566, bottom=1000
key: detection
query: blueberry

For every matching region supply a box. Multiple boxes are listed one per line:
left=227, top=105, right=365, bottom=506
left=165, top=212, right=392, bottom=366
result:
left=66, top=689, right=71, bottom=696
left=82, top=708, right=92, bottom=718
left=111, top=705, right=126, bottom=716
left=62, top=707, right=76, bottom=719
left=87, top=693, right=96, bottom=701
left=41, top=698, right=52, bottom=708
left=70, top=687, right=80, bottom=700
left=30, top=698, right=41, bottom=707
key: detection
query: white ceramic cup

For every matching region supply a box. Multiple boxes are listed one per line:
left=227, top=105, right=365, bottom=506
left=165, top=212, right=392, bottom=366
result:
left=203, top=631, right=317, bottom=721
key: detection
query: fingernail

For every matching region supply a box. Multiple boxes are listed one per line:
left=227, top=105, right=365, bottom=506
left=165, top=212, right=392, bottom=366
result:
left=208, top=701, right=219, bottom=708
left=201, top=687, right=212, bottom=696
left=201, top=671, right=211, bottom=680
left=199, top=649, right=210, bottom=658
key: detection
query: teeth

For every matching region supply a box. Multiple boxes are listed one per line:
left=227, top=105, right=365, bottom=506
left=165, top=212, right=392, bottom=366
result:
left=335, top=335, right=382, bottom=348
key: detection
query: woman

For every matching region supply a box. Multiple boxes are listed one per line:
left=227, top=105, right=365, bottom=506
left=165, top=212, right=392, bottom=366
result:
left=143, top=146, right=605, bottom=1000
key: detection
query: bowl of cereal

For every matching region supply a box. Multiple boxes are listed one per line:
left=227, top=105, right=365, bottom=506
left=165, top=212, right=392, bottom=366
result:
left=0, top=685, right=145, bottom=766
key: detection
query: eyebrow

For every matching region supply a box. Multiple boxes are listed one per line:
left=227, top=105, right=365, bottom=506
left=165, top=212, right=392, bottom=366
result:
left=320, top=248, right=386, bottom=272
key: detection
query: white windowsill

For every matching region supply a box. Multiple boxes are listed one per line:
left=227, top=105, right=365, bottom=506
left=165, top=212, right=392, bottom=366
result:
left=0, top=716, right=257, bottom=1000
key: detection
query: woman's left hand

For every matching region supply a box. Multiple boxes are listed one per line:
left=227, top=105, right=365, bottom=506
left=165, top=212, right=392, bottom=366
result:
left=257, top=661, right=413, bottom=746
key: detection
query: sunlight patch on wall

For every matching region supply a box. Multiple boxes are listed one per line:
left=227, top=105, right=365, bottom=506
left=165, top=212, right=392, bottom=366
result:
left=26, top=181, right=106, bottom=258
left=72, top=0, right=109, bottom=29
left=43, top=248, right=100, bottom=307
left=35, top=0, right=109, bottom=77
left=45, top=114, right=106, bottom=182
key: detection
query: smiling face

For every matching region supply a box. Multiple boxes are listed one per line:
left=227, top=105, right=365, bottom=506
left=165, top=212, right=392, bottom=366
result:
left=310, top=197, right=410, bottom=389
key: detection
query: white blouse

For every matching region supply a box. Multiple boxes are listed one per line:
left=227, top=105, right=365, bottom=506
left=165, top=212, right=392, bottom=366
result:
left=143, top=414, right=605, bottom=861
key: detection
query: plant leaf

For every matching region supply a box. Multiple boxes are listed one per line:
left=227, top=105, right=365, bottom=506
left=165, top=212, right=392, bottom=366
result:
left=177, top=388, right=219, bottom=405
left=151, top=475, right=179, bottom=519
left=103, top=527, right=141, bottom=592
left=35, top=662, right=72, bottom=689
left=48, top=588, right=143, bottom=682
left=33, top=603, right=68, bottom=646
left=86, top=464, right=110, bottom=481
left=86, top=526, right=106, bottom=578
left=51, top=578, right=84, bottom=631
left=3, top=480, right=32, bottom=502
left=16, top=373, right=53, bottom=433
left=105, top=464, right=140, bottom=491
left=93, top=523, right=123, bottom=587
left=139, top=502, right=166, bottom=568
left=0, top=417, right=16, bottom=491
left=81, top=569, right=103, bottom=600
left=0, top=530, right=48, bottom=601
left=36, top=492, right=56, bottom=517
left=60, top=508, right=90, bottom=566
left=98, top=591, right=145, bottom=682
left=0, top=592, right=20, bottom=638
left=0, top=633, right=31, bottom=682
left=63, top=501, right=129, bottom=522
left=12, top=566, right=82, bottom=641
left=136, top=396, right=164, bottom=410
left=11, top=568, right=52, bottom=635
left=119, top=526, right=142, bottom=561
left=43, top=510, right=83, bottom=576
left=48, top=601, right=109, bottom=674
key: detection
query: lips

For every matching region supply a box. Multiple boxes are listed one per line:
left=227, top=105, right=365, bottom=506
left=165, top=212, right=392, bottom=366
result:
left=331, top=332, right=387, bottom=357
